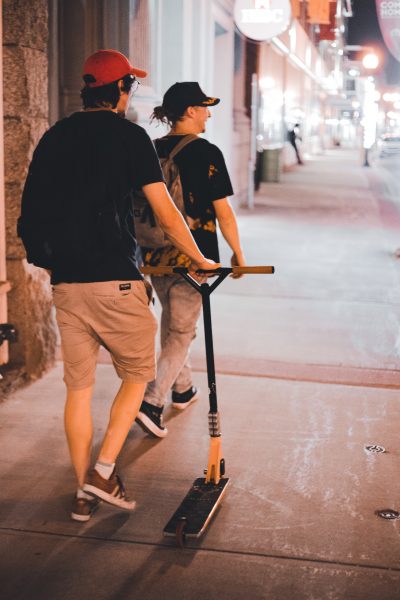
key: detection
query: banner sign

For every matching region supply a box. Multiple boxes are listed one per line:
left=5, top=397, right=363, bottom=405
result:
left=318, top=2, right=337, bottom=41
left=291, top=0, right=301, bottom=19
left=234, top=0, right=292, bottom=41
left=376, top=0, right=400, bottom=62
left=307, top=0, right=331, bottom=25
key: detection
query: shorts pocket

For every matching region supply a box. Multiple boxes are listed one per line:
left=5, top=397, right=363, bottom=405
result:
left=143, top=279, right=154, bottom=305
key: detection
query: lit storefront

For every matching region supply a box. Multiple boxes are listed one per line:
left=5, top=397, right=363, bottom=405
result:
left=255, top=1, right=353, bottom=168
left=258, top=20, right=328, bottom=166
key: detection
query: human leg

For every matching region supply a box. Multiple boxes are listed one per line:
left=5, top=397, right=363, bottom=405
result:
left=142, top=276, right=202, bottom=408
left=54, top=284, right=102, bottom=520
left=82, top=281, right=157, bottom=509
left=155, top=275, right=172, bottom=348
left=64, top=385, right=94, bottom=488
left=294, top=142, right=303, bottom=164
left=57, top=280, right=157, bottom=513
left=171, top=349, right=200, bottom=410
left=172, top=351, right=194, bottom=394
left=82, top=381, right=146, bottom=510
left=98, top=381, right=146, bottom=463
left=136, top=276, right=202, bottom=435
left=66, top=391, right=100, bottom=522
left=54, top=284, right=100, bottom=489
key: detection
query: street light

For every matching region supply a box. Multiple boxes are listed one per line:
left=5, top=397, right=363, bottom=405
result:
left=344, top=46, right=381, bottom=167
left=360, top=51, right=380, bottom=167
left=362, top=53, right=379, bottom=70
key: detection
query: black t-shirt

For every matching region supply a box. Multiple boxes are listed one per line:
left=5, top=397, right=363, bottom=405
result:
left=143, top=135, right=233, bottom=266
left=20, top=111, right=164, bottom=284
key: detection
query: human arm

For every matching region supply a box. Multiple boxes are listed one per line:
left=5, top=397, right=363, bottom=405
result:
left=142, top=181, right=219, bottom=272
left=213, top=197, right=246, bottom=279
left=17, top=132, right=56, bottom=270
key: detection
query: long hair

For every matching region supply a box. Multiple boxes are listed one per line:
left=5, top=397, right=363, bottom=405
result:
left=150, top=105, right=185, bottom=127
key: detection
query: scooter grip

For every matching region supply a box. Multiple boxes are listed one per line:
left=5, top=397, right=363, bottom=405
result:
left=231, top=266, right=274, bottom=274
left=140, top=266, right=275, bottom=275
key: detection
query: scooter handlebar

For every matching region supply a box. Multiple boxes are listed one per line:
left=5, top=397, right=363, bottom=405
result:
left=140, top=265, right=275, bottom=275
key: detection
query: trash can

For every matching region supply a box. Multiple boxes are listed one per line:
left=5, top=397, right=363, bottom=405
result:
left=261, top=145, right=281, bottom=183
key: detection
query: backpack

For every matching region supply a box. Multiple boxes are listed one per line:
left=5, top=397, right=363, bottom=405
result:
left=133, top=134, right=198, bottom=249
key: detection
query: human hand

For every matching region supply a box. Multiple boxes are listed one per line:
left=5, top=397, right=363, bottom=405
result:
left=230, top=252, right=246, bottom=279
left=189, top=258, right=220, bottom=282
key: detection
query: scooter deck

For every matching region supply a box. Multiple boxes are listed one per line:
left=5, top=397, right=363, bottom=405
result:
left=163, top=477, right=230, bottom=538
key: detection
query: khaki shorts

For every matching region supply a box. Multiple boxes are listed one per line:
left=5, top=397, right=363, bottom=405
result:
left=53, top=280, right=158, bottom=389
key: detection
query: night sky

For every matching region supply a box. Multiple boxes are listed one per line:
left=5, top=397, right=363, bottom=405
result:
left=347, top=0, right=400, bottom=85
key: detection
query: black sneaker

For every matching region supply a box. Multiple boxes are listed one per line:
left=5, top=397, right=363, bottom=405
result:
left=135, top=400, right=168, bottom=438
left=171, top=386, right=199, bottom=410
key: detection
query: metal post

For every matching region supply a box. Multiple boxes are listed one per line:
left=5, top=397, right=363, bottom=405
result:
left=247, top=73, right=258, bottom=210
left=281, top=53, right=287, bottom=147
left=201, top=284, right=218, bottom=414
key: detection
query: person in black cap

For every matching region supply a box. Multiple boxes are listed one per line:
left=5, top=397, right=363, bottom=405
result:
left=18, top=53, right=218, bottom=522
left=135, top=81, right=246, bottom=438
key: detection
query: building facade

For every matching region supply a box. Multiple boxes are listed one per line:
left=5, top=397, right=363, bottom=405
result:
left=0, top=0, right=251, bottom=390
left=0, top=0, right=353, bottom=391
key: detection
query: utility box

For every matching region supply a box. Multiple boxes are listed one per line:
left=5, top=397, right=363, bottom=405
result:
left=261, top=145, right=281, bottom=183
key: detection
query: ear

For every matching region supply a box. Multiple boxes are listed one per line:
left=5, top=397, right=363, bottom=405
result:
left=185, top=106, right=196, bottom=118
left=117, top=79, right=124, bottom=93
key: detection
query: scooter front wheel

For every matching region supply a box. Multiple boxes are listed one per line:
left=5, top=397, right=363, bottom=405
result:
left=176, top=517, right=188, bottom=548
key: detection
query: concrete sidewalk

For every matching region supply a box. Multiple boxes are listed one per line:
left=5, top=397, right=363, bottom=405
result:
left=1, top=149, right=400, bottom=600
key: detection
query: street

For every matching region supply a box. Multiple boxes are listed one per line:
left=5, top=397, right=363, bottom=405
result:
left=371, top=151, right=400, bottom=217
left=1, top=148, right=400, bottom=600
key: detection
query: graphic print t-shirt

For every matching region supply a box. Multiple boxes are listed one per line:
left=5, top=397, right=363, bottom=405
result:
left=142, top=135, right=234, bottom=267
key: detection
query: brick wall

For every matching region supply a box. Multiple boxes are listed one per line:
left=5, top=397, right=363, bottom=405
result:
left=2, top=0, right=56, bottom=386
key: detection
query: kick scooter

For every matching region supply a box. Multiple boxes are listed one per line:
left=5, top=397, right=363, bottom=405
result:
left=141, top=265, right=274, bottom=547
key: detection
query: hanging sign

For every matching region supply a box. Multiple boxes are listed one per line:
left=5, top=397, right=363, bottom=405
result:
left=234, top=0, right=292, bottom=41
left=376, top=0, right=400, bottom=62
left=307, top=0, right=331, bottom=25
left=291, top=0, right=301, bottom=19
left=319, top=1, right=337, bottom=41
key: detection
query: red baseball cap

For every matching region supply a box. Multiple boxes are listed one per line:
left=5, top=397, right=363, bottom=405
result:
left=82, top=49, right=147, bottom=88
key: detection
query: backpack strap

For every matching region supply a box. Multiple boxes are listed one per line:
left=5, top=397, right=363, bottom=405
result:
left=156, top=134, right=198, bottom=161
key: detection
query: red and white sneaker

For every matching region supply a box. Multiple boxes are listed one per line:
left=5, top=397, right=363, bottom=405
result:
left=83, top=469, right=136, bottom=511
left=71, top=495, right=100, bottom=522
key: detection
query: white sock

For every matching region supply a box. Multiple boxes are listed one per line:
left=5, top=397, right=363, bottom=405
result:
left=95, top=461, right=115, bottom=480
left=77, top=488, right=93, bottom=500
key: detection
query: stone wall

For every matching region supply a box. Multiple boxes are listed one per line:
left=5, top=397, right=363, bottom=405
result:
left=2, top=0, right=56, bottom=383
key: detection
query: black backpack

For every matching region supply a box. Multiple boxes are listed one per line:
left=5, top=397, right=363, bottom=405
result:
left=133, top=134, right=197, bottom=248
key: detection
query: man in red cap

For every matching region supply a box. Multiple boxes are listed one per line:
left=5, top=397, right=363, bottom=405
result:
left=18, top=51, right=218, bottom=521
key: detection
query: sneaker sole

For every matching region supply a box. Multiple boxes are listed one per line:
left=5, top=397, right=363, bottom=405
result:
left=171, top=391, right=199, bottom=411
left=135, top=412, right=168, bottom=438
left=70, top=500, right=101, bottom=522
left=71, top=511, right=91, bottom=522
left=83, top=484, right=136, bottom=511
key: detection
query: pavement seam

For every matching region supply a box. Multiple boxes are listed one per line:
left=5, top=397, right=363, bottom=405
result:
left=190, top=366, right=400, bottom=390
left=2, top=526, right=400, bottom=574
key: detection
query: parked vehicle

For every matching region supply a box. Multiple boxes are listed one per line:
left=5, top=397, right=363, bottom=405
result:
left=378, top=133, right=400, bottom=157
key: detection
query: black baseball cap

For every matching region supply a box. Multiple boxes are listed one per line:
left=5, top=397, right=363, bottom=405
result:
left=162, top=82, right=220, bottom=112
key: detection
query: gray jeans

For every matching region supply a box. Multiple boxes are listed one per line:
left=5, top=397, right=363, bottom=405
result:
left=144, top=274, right=202, bottom=408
